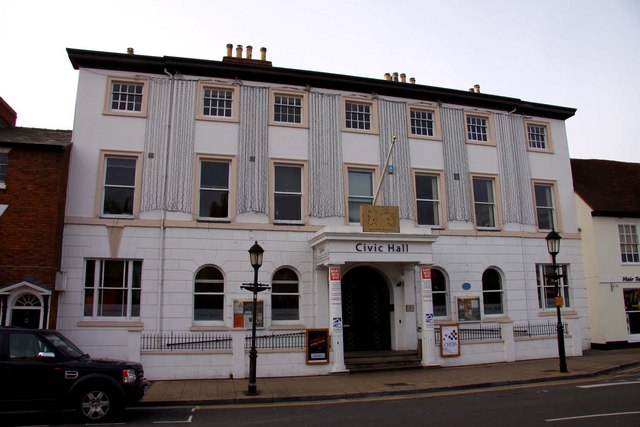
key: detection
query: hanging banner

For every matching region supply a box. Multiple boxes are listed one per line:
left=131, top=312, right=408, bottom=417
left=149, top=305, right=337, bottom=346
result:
left=329, top=267, right=343, bottom=332
left=421, top=266, right=434, bottom=328
left=440, top=324, right=461, bottom=357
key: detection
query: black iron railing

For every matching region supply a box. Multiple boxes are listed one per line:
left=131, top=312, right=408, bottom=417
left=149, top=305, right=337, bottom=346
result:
left=435, top=324, right=502, bottom=343
left=513, top=321, right=569, bottom=338
left=244, top=331, right=306, bottom=350
left=141, top=332, right=232, bottom=351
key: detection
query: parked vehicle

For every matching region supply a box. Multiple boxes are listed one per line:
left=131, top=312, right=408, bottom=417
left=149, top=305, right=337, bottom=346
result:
left=0, top=327, right=148, bottom=422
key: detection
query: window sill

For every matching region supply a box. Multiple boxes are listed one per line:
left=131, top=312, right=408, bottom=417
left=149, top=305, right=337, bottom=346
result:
left=270, top=324, right=305, bottom=330
left=100, top=214, right=135, bottom=220
left=197, top=218, right=231, bottom=223
left=190, top=324, right=229, bottom=332
left=476, top=227, right=501, bottom=232
left=274, top=220, right=305, bottom=226
left=0, top=183, right=5, bottom=190
left=77, top=320, right=144, bottom=331
left=103, top=110, right=147, bottom=118
left=538, top=309, right=578, bottom=318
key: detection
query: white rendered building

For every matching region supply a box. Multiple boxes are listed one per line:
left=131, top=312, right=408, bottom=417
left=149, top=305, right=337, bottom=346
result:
left=572, top=159, right=640, bottom=349
left=60, top=45, right=588, bottom=380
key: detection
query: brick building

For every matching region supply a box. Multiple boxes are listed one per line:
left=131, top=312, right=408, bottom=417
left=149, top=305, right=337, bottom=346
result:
left=0, top=96, right=72, bottom=329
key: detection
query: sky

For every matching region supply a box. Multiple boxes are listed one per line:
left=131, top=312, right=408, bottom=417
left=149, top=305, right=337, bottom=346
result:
left=1, top=0, right=639, bottom=162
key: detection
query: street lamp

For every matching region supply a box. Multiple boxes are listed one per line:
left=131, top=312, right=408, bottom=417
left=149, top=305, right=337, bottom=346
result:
left=545, top=229, right=568, bottom=373
left=241, top=241, right=269, bottom=395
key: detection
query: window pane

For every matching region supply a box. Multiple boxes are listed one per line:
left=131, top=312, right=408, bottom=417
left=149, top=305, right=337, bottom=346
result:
left=201, top=162, right=229, bottom=189
left=194, top=295, right=224, bottom=321
left=349, top=171, right=373, bottom=197
left=103, top=261, right=125, bottom=288
left=272, top=282, right=298, bottom=293
left=103, top=187, right=134, bottom=215
left=415, top=175, right=437, bottom=199
left=473, top=179, right=493, bottom=203
left=482, top=269, right=501, bottom=291
left=272, top=295, right=299, bottom=320
left=273, top=269, right=297, bottom=281
left=483, top=292, right=503, bottom=314
left=199, top=190, right=229, bottom=218
left=105, top=158, right=136, bottom=186
left=98, top=289, right=126, bottom=317
left=194, top=282, right=224, bottom=293
left=433, top=293, right=447, bottom=317
left=196, top=267, right=223, bottom=281
left=274, top=194, right=301, bottom=220
left=275, top=166, right=301, bottom=192
left=475, top=204, right=495, bottom=228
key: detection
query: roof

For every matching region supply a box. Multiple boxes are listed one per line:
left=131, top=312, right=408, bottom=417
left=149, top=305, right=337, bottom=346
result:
left=0, top=127, right=72, bottom=147
left=67, top=48, right=577, bottom=121
left=571, top=158, right=640, bottom=218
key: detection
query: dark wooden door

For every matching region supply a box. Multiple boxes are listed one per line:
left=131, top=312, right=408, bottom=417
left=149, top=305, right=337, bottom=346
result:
left=342, top=267, right=390, bottom=351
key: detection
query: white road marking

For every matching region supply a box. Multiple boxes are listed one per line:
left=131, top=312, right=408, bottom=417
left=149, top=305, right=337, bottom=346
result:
left=153, top=415, right=193, bottom=424
left=577, top=380, right=640, bottom=389
left=546, top=411, right=640, bottom=422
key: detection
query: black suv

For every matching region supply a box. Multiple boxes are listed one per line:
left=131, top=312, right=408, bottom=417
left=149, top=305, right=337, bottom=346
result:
left=0, top=327, right=148, bottom=422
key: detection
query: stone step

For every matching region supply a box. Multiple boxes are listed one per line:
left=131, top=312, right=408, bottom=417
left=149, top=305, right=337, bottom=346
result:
left=345, top=350, right=422, bottom=373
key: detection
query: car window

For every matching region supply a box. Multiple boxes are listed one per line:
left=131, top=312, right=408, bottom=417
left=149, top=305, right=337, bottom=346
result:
left=42, top=332, right=85, bottom=358
left=9, top=333, right=53, bottom=360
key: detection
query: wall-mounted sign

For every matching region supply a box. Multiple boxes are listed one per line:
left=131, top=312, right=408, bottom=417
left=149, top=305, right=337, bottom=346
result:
left=355, top=243, right=409, bottom=253
left=306, top=329, right=330, bottom=364
left=462, top=282, right=471, bottom=290
left=360, top=205, right=400, bottom=233
left=457, top=297, right=481, bottom=322
left=440, top=324, right=460, bottom=357
left=233, top=300, right=264, bottom=329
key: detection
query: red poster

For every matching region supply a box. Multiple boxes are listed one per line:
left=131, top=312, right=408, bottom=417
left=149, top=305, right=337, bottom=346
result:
left=422, top=266, right=431, bottom=280
left=329, top=267, right=341, bottom=281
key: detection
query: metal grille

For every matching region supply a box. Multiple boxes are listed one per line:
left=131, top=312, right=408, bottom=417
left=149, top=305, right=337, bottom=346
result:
left=513, top=321, right=569, bottom=338
left=140, top=332, right=232, bottom=351
left=245, top=331, right=306, bottom=350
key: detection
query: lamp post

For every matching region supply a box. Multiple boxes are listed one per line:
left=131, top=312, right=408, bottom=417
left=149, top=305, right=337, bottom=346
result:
left=241, top=241, right=270, bottom=395
left=545, top=229, right=568, bottom=373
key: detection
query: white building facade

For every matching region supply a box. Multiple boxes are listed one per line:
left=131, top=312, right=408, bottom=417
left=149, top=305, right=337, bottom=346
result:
left=59, top=46, right=589, bottom=380
left=572, top=159, right=640, bottom=349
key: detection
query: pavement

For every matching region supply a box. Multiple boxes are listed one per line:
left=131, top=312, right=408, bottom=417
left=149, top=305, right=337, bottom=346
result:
left=140, top=347, right=640, bottom=406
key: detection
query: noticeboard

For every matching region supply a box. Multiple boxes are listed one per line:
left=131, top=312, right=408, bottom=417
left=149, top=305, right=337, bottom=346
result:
left=306, top=329, right=330, bottom=364
left=440, top=323, right=461, bottom=357
left=233, top=300, right=264, bottom=329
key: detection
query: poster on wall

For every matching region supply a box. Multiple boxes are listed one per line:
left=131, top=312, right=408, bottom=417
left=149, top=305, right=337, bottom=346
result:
left=306, top=329, right=330, bottom=364
left=457, top=297, right=481, bottom=322
left=233, top=300, right=264, bottom=329
left=440, top=324, right=461, bottom=357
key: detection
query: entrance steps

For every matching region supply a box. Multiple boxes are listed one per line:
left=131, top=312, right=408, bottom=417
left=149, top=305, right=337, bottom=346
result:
left=345, top=350, right=422, bottom=372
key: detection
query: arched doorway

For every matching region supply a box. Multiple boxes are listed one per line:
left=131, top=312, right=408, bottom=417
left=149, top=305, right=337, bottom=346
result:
left=342, top=266, right=391, bottom=352
left=10, top=294, right=42, bottom=329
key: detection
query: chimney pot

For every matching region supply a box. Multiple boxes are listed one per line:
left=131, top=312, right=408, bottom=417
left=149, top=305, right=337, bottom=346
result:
left=384, top=73, right=391, bottom=81
left=226, top=43, right=233, bottom=57
left=410, top=77, right=416, bottom=84
left=127, top=47, right=134, bottom=55
left=474, top=84, right=480, bottom=93
left=246, top=45, right=253, bottom=59
left=392, top=72, right=399, bottom=82
left=400, top=73, right=406, bottom=83
left=260, top=47, right=267, bottom=61
left=236, top=45, right=243, bottom=58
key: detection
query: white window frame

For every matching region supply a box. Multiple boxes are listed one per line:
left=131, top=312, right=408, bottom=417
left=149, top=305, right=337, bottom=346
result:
left=619, top=224, right=639, bottom=264
left=533, top=181, right=557, bottom=231
left=269, top=89, right=308, bottom=128
left=347, top=168, right=375, bottom=223
left=198, top=158, right=232, bottom=221
left=536, top=263, right=570, bottom=310
left=193, top=266, right=225, bottom=323
left=99, top=153, right=141, bottom=218
left=526, top=121, right=553, bottom=153
left=273, top=163, right=305, bottom=224
left=271, top=268, right=300, bottom=322
left=482, top=268, right=504, bottom=315
left=104, top=77, right=148, bottom=117
left=196, top=82, right=238, bottom=122
left=414, top=172, right=442, bottom=226
left=83, top=259, right=142, bottom=319
left=408, top=105, right=441, bottom=139
left=464, top=112, right=494, bottom=145
left=342, top=98, right=379, bottom=134
left=472, top=175, right=499, bottom=229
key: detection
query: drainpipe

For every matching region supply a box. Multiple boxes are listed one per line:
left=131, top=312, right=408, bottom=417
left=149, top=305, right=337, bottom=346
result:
left=157, top=68, right=176, bottom=335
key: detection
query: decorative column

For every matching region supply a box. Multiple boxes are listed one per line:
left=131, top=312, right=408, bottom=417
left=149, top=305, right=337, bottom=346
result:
left=419, top=265, right=438, bottom=366
left=328, top=265, right=347, bottom=373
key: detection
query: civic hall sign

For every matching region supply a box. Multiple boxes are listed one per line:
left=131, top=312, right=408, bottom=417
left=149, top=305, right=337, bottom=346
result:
left=355, top=243, right=409, bottom=253
left=310, top=231, right=437, bottom=267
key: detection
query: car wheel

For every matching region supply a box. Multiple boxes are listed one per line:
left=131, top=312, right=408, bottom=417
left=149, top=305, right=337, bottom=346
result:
left=76, top=384, right=122, bottom=422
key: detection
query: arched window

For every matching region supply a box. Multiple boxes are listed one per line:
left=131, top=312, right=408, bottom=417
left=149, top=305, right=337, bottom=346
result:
left=194, top=266, right=224, bottom=321
left=431, top=268, right=448, bottom=317
left=482, top=268, right=503, bottom=315
left=272, top=268, right=299, bottom=321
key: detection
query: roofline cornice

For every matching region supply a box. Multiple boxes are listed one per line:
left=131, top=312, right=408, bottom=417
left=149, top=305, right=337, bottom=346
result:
left=67, top=48, right=577, bottom=120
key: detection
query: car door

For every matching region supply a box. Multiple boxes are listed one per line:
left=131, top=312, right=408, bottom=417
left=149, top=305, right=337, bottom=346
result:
left=4, top=331, right=61, bottom=404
